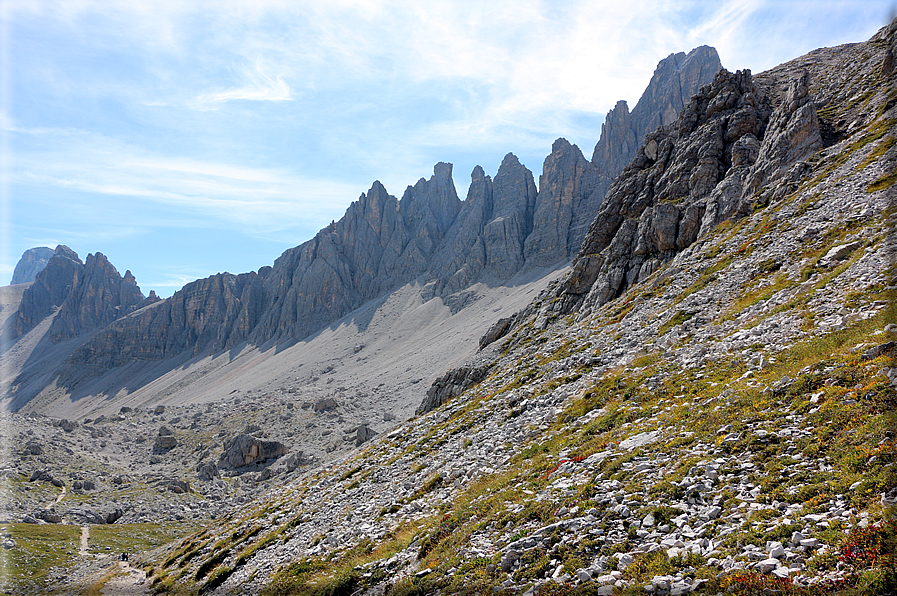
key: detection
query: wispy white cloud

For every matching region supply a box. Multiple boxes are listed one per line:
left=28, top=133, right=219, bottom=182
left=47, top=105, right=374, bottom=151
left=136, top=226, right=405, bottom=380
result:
left=10, top=0, right=889, bottom=142
left=6, top=122, right=359, bottom=233
left=151, top=272, right=212, bottom=289
left=11, top=226, right=147, bottom=249
left=192, top=59, right=293, bottom=110
left=4, top=0, right=892, bottom=293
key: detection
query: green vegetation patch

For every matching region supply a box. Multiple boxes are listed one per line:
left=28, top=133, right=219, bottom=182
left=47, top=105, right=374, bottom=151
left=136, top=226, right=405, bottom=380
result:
left=868, top=170, right=897, bottom=192
left=658, top=310, right=694, bottom=335
left=88, top=522, right=202, bottom=557
left=0, top=523, right=80, bottom=587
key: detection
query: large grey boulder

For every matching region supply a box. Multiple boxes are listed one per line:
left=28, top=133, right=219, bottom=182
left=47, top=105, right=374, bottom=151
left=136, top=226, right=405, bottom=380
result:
left=22, top=441, right=43, bottom=456
left=196, top=462, right=219, bottom=481
left=283, top=452, right=311, bottom=472
left=313, top=398, right=338, bottom=412
left=64, top=507, right=123, bottom=525
left=29, top=470, right=54, bottom=483
left=32, top=509, right=62, bottom=523
left=417, top=365, right=492, bottom=415
left=154, top=428, right=178, bottom=452
left=164, top=479, right=191, bottom=494
left=72, top=479, right=96, bottom=491
left=356, top=424, right=377, bottom=447
left=218, top=434, right=288, bottom=469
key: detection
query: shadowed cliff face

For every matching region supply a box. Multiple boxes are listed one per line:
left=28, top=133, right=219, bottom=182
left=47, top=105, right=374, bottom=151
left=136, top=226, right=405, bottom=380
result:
left=68, top=160, right=538, bottom=363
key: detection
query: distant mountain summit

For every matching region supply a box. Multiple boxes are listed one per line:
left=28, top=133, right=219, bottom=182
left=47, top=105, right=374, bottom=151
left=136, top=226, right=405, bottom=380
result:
left=9, top=247, right=54, bottom=285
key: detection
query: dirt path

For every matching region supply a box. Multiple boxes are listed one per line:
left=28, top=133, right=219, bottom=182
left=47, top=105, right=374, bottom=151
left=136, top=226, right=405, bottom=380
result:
left=100, top=561, right=150, bottom=595
left=43, top=484, right=66, bottom=510
left=79, top=525, right=89, bottom=556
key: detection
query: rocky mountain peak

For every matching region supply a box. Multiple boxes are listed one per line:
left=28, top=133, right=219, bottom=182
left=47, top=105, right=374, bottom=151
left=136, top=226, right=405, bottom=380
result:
left=432, top=161, right=453, bottom=180
left=400, top=162, right=462, bottom=246
left=53, top=244, right=82, bottom=264
left=590, top=46, right=723, bottom=211
left=9, top=247, right=54, bottom=285
left=11, top=246, right=146, bottom=342
left=524, top=139, right=600, bottom=267
left=485, top=153, right=538, bottom=279
left=634, top=45, right=724, bottom=133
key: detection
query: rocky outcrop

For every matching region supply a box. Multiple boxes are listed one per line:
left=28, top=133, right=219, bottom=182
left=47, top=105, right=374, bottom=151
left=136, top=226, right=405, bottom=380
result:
left=10, top=247, right=54, bottom=285
left=416, top=364, right=492, bottom=415
left=479, top=316, right=517, bottom=351
left=478, top=55, right=848, bottom=350
left=591, top=46, right=723, bottom=208
left=355, top=424, right=377, bottom=447
left=547, top=65, right=823, bottom=314
left=218, top=434, right=288, bottom=469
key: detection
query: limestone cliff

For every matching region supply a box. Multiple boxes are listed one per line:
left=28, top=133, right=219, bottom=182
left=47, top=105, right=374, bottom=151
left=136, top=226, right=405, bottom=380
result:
left=523, top=139, right=602, bottom=267
left=495, top=23, right=893, bottom=337
left=561, top=68, right=781, bottom=311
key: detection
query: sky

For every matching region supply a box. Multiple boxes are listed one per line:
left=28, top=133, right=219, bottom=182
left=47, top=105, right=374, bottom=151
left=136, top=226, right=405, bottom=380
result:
left=1, top=0, right=894, bottom=297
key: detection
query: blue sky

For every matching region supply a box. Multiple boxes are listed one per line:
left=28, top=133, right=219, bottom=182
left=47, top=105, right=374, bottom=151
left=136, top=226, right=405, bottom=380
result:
left=1, top=0, right=894, bottom=296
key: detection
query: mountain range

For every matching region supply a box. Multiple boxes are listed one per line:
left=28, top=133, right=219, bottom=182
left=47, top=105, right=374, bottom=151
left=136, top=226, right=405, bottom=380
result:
left=1, top=46, right=721, bottom=421
left=0, top=18, right=895, bottom=595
